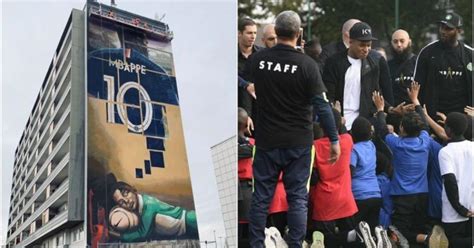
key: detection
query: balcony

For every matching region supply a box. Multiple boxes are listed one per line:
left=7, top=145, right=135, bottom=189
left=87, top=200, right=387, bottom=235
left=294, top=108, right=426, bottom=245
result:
left=8, top=175, right=69, bottom=242
left=8, top=131, right=70, bottom=230
left=13, top=103, right=71, bottom=202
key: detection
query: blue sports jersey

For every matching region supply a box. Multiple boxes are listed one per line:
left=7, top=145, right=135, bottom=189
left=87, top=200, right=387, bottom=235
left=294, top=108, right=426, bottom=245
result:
left=350, top=141, right=381, bottom=200
left=386, top=131, right=430, bottom=195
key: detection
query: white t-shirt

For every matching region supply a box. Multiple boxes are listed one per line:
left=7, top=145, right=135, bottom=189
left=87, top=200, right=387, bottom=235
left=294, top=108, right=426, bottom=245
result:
left=438, top=140, right=474, bottom=223
left=343, top=56, right=362, bottom=131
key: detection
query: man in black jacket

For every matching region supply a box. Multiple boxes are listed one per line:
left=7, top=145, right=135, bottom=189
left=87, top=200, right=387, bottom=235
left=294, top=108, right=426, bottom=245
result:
left=413, top=12, right=473, bottom=118
left=388, top=29, right=417, bottom=106
left=323, top=22, right=393, bottom=131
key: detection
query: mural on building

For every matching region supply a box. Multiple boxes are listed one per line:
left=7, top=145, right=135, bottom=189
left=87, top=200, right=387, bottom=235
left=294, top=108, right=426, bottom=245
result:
left=86, top=6, right=198, bottom=246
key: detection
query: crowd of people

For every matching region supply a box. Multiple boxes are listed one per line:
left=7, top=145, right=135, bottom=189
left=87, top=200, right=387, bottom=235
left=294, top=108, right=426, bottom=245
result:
left=237, top=9, right=473, bottom=248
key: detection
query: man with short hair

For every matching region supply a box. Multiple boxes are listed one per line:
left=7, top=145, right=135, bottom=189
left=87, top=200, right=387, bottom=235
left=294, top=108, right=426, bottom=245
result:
left=414, top=12, right=473, bottom=117
left=246, top=10, right=340, bottom=247
left=388, top=29, right=417, bottom=106
left=238, top=17, right=261, bottom=121
left=261, top=24, right=277, bottom=48
left=323, top=22, right=393, bottom=131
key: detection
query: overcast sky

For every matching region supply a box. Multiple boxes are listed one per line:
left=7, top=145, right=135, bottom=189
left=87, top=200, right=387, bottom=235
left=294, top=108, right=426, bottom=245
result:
left=1, top=0, right=236, bottom=245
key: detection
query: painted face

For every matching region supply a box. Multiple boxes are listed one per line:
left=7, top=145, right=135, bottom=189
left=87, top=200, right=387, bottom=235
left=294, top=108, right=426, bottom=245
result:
left=439, top=23, right=458, bottom=44
left=349, top=39, right=371, bottom=59
left=238, top=25, right=257, bottom=48
left=113, top=188, right=138, bottom=211
left=391, top=31, right=410, bottom=54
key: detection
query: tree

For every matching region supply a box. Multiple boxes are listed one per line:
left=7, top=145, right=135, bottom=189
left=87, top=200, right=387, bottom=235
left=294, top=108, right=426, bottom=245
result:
left=238, top=0, right=472, bottom=55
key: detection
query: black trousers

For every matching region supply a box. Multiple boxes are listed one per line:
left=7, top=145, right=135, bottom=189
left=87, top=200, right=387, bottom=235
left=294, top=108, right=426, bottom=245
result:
left=238, top=180, right=252, bottom=248
left=442, top=218, right=473, bottom=248
left=354, top=197, right=383, bottom=233
left=249, top=146, right=312, bottom=248
left=391, top=193, right=430, bottom=246
left=312, top=216, right=364, bottom=248
left=267, top=212, right=288, bottom=237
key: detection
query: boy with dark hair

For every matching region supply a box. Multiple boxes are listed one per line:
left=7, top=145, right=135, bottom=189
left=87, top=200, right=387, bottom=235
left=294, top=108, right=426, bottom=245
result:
left=349, top=117, right=382, bottom=240
left=310, top=108, right=378, bottom=247
left=238, top=108, right=289, bottom=247
left=238, top=107, right=255, bottom=247
left=439, top=112, right=474, bottom=247
left=372, top=82, right=448, bottom=248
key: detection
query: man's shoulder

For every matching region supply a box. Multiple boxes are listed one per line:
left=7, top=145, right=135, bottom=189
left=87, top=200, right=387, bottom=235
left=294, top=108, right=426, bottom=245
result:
left=322, top=41, right=344, bottom=53
left=322, top=41, right=337, bottom=50
left=325, top=50, right=347, bottom=65
left=418, top=40, right=440, bottom=56
left=369, top=49, right=381, bottom=58
left=460, top=42, right=474, bottom=53
left=368, top=50, right=387, bottom=63
left=253, top=44, right=264, bottom=52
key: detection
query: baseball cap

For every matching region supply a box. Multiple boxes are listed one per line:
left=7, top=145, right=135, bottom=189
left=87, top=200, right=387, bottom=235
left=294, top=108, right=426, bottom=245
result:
left=349, top=22, right=378, bottom=41
left=438, top=12, right=463, bottom=28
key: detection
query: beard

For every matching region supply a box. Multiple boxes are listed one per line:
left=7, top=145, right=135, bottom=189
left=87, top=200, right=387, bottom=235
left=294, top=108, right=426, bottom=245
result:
left=391, top=45, right=413, bottom=62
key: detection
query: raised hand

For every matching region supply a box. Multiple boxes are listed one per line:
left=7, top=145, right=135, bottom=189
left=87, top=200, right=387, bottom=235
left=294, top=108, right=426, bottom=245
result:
left=407, top=81, right=420, bottom=105
left=436, top=112, right=447, bottom=125
left=372, top=91, right=385, bottom=112
left=333, top=100, right=341, bottom=113
left=464, top=106, right=474, bottom=117
left=246, top=116, right=254, bottom=136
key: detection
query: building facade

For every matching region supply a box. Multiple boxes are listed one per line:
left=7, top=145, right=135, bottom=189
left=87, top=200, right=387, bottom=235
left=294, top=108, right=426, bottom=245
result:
left=211, top=136, right=237, bottom=248
left=7, top=2, right=200, bottom=247
left=6, top=8, right=86, bottom=248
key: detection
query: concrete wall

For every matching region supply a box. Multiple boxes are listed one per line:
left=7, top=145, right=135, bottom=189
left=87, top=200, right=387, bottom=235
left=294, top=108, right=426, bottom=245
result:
left=68, top=8, right=85, bottom=223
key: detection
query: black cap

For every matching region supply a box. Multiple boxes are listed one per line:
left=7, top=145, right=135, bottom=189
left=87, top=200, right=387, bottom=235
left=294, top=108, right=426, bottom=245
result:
left=438, top=12, right=462, bottom=28
left=349, top=22, right=377, bottom=41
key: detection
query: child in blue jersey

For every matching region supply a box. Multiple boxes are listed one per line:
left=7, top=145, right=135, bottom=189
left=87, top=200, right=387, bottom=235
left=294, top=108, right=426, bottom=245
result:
left=350, top=117, right=382, bottom=234
left=372, top=82, right=448, bottom=247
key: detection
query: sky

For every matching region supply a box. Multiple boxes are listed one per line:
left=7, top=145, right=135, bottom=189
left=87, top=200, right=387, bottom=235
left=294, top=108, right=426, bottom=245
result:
left=1, top=0, right=236, bottom=245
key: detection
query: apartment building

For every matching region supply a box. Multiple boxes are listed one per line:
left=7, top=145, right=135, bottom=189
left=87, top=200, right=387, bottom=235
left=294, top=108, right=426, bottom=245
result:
left=211, top=136, right=237, bottom=248
left=6, top=8, right=86, bottom=248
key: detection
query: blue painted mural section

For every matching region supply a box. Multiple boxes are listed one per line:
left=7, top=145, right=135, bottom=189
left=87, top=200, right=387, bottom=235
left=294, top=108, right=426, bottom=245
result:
left=88, top=48, right=179, bottom=105
left=88, top=48, right=174, bottom=178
